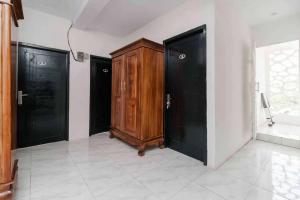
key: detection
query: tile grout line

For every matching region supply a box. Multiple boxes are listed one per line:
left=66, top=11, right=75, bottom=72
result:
left=69, top=135, right=137, bottom=199
left=168, top=169, right=227, bottom=200
left=194, top=170, right=259, bottom=200
left=68, top=150, right=98, bottom=200
left=120, top=165, right=165, bottom=200
left=100, top=146, right=163, bottom=200
left=14, top=135, right=300, bottom=200
left=190, top=171, right=234, bottom=200
left=122, top=159, right=210, bottom=200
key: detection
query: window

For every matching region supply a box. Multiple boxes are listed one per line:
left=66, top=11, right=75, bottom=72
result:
left=266, top=40, right=300, bottom=116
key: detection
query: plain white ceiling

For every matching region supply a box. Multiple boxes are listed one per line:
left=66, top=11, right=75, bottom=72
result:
left=231, top=0, right=300, bottom=26
left=86, top=0, right=186, bottom=36
left=23, top=0, right=86, bottom=20
left=23, top=0, right=300, bottom=36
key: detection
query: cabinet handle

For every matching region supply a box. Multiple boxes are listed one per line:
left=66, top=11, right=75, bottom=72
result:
left=124, top=82, right=126, bottom=91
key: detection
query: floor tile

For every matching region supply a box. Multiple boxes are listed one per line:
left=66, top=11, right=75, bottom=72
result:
left=77, top=162, right=134, bottom=196
left=256, top=169, right=300, bottom=200
left=245, top=187, right=288, bottom=200
left=195, top=172, right=255, bottom=200
left=94, top=179, right=157, bottom=200
left=13, top=134, right=300, bottom=200
left=172, top=184, right=225, bottom=200
left=30, top=175, right=93, bottom=200
left=217, top=165, right=262, bottom=184
left=134, top=167, right=196, bottom=199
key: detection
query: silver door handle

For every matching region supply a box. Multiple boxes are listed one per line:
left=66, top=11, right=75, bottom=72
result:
left=18, top=91, right=29, bottom=105
left=103, top=69, right=109, bottom=73
left=166, top=94, right=171, bottom=109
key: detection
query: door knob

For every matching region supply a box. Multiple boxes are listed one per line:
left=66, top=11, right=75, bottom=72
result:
left=18, top=91, right=29, bottom=105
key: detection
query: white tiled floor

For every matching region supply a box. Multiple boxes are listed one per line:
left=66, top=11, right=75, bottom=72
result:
left=14, top=133, right=300, bottom=200
left=257, top=124, right=300, bottom=148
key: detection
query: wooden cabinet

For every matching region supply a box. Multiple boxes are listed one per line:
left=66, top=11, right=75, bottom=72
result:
left=111, top=56, right=124, bottom=131
left=110, top=39, right=164, bottom=156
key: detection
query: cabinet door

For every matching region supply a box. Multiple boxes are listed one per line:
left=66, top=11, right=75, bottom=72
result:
left=123, top=50, right=140, bottom=138
left=111, top=56, right=124, bottom=130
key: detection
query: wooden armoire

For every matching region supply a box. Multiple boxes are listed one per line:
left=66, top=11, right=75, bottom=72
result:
left=110, top=38, right=164, bottom=156
left=0, top=0, right=23, bottom=199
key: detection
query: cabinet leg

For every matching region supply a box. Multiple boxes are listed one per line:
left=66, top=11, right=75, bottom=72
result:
left=138, top=144, right=146, bottom=156
left=159, top=140, right=165, bottom=149
left=109, top=132, right=114, bottom=139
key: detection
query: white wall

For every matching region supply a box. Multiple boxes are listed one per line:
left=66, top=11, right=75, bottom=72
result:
left=18, top=1, right=254, bottom=168
left=255, top=48, right=267, bottom=127
left=214, top=0, right=253, bottom=167
left=11, top=20, right=18, bottom=42
left=18, top=7, right=122, bottom=140
left=119, top=0, right=253, bottom=168
left=253, top=13, right=300, bottom=47
left=118, top=0, right=216, bottom=168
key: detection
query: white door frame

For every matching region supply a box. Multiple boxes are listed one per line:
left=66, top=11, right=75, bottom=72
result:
left=251, top=43, right=258, bottom=140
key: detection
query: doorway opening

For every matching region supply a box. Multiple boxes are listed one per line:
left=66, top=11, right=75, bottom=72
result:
left=255, top=40, right=300, bottom=148
left=89, top=56, right=112, bottom=136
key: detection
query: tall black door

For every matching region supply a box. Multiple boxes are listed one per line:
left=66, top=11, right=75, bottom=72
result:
left=164, top=26, right=207, bottom=164
left=17, top=45, right=69, bottom=148
left=90, top=56, right=112, bottom=135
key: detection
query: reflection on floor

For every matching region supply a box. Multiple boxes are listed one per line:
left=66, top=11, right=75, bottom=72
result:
left=257, top=123, right=300, bottom=149
left=14, top=133, right=300, bottom=200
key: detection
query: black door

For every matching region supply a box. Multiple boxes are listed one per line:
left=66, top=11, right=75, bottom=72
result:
left=17, top=44, right=69, bottom=148
left=90, top=56, right=112, bottom=135
left=164, top=26, right=207, bottom=164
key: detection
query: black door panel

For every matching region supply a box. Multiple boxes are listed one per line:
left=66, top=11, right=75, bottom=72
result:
left=90, top=56, right=112, bottom=135
left=164, top=26, right=207, bottom=164
left=18, top=45, right=69, bottom=148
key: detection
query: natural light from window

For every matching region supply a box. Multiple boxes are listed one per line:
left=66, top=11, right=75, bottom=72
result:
left=265, top=40, right=300, bottom=116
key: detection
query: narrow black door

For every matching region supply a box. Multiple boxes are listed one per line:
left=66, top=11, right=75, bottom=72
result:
left=17, top=45, right=69, bottom=148
left=164, top=26, right=207, bottom=164
left=90, top=56, right=112, bottom=135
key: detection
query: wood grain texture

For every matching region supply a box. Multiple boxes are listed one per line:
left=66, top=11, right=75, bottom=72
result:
left=110, top=39, right=164, bottom=156
left=111, top=56, right=124, bottom=131
left=12, top=0, right=23, bottom=19
left=10, top=0, right=23, bottom=27
left=110, top=38, right=164, bottom=58
left=0, top=3, right=4, bottom=184
left=140, top=47, right=163, bottom=141
left=0, top=1, right=12, bottom=200
left=0, top=0, right=22, bottom=198
left=123, top=49, right=140, bottom=138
